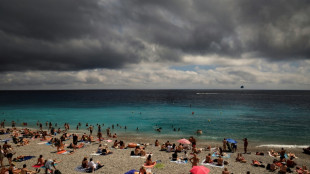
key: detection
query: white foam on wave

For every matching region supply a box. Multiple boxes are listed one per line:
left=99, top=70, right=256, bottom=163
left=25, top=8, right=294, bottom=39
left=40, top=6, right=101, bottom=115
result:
left=256, top=144, right=309, bottom=148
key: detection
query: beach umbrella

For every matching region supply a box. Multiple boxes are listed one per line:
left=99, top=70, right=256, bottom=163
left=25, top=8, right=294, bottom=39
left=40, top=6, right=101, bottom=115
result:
left=226, top=138, right=237, bottom=144
left=190, top=166, right=210, bottom=174
left=177, top=138, right=191, bottom=144
left=124, top=169, right=138, bottom=174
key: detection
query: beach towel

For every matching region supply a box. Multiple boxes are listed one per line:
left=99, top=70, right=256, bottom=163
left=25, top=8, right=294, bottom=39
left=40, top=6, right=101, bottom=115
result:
left=75, top=165, right=103, bottom=173
left=130, top=155, right=141, bottom=158
left=170, top=160, right=187, bottom=164
left=13, top=156, right=36, bottom=162
left=212, top=152, right=230, bottom=158
left=201, top=159, right=224, bottom=168
left=0, top=138, right=11, bottom=142
left=37, top=142, right=46, bottom=145
left=124, top=169, right=138, bottom=174
left=90, top=153, right=101, bottom=156
left=56, top=150, right=70, bottom=154
left=32, top=164, right=44, bottom=168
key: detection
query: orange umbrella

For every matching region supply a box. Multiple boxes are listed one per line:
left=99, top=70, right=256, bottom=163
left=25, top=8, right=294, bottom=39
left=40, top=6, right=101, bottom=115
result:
left=190, top=166, right=210, bottom=174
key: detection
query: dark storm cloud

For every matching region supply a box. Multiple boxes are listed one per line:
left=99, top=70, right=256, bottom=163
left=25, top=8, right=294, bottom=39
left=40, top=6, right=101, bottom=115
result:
left=0, top=0, right=309, bottom=72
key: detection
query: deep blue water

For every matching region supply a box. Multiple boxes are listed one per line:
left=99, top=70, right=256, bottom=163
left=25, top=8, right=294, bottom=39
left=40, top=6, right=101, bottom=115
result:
left=0, top=90, right=309, bottom=145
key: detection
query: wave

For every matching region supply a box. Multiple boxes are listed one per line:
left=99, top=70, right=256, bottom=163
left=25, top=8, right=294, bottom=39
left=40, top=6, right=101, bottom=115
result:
left=256, top=144, right=309, bottom=148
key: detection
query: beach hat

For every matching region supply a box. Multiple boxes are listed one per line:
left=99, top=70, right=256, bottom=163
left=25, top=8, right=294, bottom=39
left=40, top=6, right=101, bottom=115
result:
left=104, top=143, right=107, bottom=146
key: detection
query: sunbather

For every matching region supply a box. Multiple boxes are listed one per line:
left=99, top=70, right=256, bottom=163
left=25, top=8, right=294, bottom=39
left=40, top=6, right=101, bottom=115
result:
left=134, top=146, right=141, bottom=156
left=236, top=153, right=246, bottom=163
left=21, top=164, right=38, bottom=174
left=82, top=157, right=88, bottom=168
left=36, top=155, right=44, bottom=166
left=279, top=164, right=287, bottom=174
left=145, top=155, right=155, bottom=166
left=222, top=167, right=230, bottom=174
left=204, top=153, right=212, bottom=163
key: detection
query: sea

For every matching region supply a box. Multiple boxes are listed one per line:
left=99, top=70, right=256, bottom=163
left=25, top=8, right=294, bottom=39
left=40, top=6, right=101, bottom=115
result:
left=0, top=90, right=309, bottom=147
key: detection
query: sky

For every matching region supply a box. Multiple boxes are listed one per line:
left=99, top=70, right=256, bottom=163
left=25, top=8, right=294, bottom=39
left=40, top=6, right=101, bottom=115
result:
left=0, top=0, right=309, bottom=90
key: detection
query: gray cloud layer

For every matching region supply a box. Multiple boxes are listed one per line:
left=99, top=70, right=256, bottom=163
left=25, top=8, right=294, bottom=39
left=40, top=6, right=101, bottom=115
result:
left=0, top=0, right=309, bottom=72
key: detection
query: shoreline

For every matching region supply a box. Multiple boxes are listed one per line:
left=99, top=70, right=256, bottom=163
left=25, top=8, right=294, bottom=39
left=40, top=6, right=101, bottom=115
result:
left=8, top=125, right=310, bottom=148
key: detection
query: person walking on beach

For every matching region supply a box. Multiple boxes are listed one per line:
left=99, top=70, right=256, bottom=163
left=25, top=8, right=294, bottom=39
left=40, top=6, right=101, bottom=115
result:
left=243, top=138, right=248, bottom=154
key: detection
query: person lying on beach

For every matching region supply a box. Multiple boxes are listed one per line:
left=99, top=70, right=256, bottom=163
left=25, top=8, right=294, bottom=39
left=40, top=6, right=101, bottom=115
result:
left=192, top=147, right=201, bottom=154
left=270, top=149, right=279, bottom=157
left=255, top=152, right=264, bottom=156
left=222, top=167, right=230, bottom=174
left=251, top=160, right=265, bottom=168
left=236, top=153, right=246, bottom=163
left=204, top=153, right=213, bottom=163
left=189, top=153, right=199, bottom=167
left=21, top=164, right=38, bottom=174
left=287, top=152, right=297, bottom=159
left=145, top=155, right=155, bottom=166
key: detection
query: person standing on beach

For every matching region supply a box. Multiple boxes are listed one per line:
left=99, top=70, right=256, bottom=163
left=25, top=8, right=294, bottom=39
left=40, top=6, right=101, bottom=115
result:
left=223, top=138, right=227, bottom=151
left=89, top=125, right=93, bottom=135
left=189, top=154, right=199, bottom=167
left=73, top=134, right=78, bottom=152
left=243, top=138, right=248, bottom=154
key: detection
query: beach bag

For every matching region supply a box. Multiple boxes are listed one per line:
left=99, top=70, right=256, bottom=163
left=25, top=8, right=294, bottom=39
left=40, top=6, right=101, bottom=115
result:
left=54, top=169, right=62, bottom=174
left=130, top=151, right=135, bottom=156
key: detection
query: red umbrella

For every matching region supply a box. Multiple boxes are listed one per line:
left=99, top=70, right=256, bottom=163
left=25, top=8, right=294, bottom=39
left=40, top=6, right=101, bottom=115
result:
left=190, top=166, right=210, bottom=174
left=177, top=138, right=191, bottom=144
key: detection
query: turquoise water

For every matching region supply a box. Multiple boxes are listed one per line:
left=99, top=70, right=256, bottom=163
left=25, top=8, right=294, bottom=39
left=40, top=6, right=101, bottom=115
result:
left=0, top=90, right=309, bottom=145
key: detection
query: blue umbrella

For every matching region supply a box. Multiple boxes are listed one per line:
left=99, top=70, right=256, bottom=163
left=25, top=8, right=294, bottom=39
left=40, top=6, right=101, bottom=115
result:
left=124, top=169, right=138, bottom=174
left=226, top=138, right=237, bottom=144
